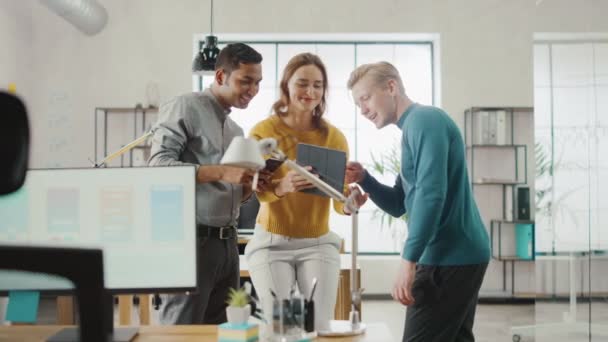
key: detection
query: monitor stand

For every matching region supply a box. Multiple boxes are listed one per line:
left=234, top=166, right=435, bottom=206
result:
left=46, top=294, right=139, bottom=342
left=46, top=327, right=138, bottom=342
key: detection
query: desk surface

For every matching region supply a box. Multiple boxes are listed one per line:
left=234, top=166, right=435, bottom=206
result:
left=0, top=323, right=393, bottom=342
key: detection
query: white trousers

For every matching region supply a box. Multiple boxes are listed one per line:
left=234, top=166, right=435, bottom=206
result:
left=244, top=225, right=341, bottom=331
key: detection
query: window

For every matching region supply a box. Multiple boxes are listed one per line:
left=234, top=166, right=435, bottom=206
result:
left=194, top=34, right=439, bottom=254
left=534, top=36, right=608, bottom=252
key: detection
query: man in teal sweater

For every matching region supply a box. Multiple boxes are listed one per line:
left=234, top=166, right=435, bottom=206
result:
left=346, top=62, right=490, bottom=342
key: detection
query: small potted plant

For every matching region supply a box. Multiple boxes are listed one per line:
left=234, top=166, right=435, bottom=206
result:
left=226, top=287, right=251, bottom=325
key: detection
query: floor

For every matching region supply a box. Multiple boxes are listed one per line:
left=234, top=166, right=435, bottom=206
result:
left=26, top=298, right=608, bottom=341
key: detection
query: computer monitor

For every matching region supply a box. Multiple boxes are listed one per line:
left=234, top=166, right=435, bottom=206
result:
left=0, top=166, right=197, bottom=341
left=0, top=165, right=197, bottom=293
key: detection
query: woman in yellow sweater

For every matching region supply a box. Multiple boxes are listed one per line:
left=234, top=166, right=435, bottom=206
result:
left=245, top=53, right=364, bottom=331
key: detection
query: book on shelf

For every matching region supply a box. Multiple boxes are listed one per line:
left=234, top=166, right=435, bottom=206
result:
left=472, top=110, right=508, bottom=145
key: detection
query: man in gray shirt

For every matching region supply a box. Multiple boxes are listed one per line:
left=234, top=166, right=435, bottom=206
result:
left=148, top=43, right=264, bottom=324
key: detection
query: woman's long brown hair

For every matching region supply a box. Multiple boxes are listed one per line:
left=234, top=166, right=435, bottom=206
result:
left=271, top=53, right=329, bottom=132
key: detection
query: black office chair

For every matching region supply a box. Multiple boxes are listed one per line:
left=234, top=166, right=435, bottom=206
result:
left=0, top=92, right=110, bottom=341
left=0, top=91, right=29, bottom=195
left=0, top=245, right=109, bottom=342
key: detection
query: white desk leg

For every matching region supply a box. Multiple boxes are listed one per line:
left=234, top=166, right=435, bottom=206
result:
left=563, top=252, right=576, bottom=322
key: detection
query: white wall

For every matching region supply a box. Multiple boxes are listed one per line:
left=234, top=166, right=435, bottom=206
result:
left=0, top=1, right=34, bottom=107
left=20, top=0, right=606, bottom=166
left=5, top=0, right=608, bottom=296
left=0, top=2, right=32, bottom=323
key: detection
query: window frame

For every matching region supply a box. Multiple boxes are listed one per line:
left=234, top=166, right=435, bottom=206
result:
left=192, top=33, right=441, bottom=254
left=533, top=33, right=608, bottom=253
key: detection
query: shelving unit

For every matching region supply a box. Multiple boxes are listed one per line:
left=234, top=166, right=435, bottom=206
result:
left=94, top=106, right=158, bottom=167
left=464, top=106, right=535, bottom=300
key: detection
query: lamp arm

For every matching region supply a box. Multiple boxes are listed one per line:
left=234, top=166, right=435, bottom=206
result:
left=282, top=159, right=347, bottom=202
left=93, top=129, right=154, bottom=168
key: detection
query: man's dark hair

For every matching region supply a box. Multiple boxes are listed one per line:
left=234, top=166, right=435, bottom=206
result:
left=215, top=43, right=262, bottom=75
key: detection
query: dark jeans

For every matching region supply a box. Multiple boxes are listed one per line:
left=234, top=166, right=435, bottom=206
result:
left=402, top=263, right=488, bottom=342
left=160, top=235, right=239, bottom=324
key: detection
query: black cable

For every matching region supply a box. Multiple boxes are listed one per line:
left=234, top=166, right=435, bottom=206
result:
left=152, top=293, right=162, bottom=310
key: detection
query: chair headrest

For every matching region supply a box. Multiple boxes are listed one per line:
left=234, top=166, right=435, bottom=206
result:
left=0, top=92, right=29, bottom=195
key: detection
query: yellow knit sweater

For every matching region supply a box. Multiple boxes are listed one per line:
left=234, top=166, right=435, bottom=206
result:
left=250, top=115, right=349, bottom=238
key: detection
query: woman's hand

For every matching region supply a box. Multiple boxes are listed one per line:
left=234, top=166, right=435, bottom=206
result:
left=274, top=166, right=316, bottom=197
left=254, top=170, right=273, bottom=193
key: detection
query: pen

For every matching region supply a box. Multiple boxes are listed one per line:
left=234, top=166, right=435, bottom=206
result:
left=309, top=277, right=318, bottom=302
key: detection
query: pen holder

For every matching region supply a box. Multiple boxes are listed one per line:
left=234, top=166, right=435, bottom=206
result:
left=271, top=295, right=306, bottom=341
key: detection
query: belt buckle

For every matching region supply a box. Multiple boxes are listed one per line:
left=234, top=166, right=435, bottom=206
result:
left=219, top=226, right=233, bottom=240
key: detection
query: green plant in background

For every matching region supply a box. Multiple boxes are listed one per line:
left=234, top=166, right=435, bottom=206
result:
left=534, top=141, right=552, bottom=216
left=226, top=287, right=249, bottom=308
left=368, top=142, right=407, bottom=229
left=534, top=140, right=581, bottom=233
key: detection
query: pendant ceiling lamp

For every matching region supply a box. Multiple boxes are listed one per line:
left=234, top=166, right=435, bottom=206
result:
left=192, top=0, right=219, bottom=75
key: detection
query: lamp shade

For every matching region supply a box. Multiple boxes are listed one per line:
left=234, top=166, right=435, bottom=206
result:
left=220, top=137, right=265, bottom=170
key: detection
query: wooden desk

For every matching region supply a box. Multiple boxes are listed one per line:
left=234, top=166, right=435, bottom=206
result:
left=57, top=246, right=359, bottom=324
left=0, top=323, right=393, bottom=341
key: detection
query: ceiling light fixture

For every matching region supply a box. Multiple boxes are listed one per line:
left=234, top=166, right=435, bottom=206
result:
left=192, top=0, right=219, bottom=76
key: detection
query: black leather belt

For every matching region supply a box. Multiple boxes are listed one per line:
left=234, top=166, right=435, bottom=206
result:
left=197, top=224, right=238, bottom=239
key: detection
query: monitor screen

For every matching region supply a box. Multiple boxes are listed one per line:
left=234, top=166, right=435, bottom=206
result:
left=0, top=166, right=197, bottom=293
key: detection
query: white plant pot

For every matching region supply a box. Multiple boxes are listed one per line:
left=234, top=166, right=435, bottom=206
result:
left=226, top=304, right=251, bottom=325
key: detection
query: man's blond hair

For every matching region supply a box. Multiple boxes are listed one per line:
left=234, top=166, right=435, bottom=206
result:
left=347, top=61, right=405, bottom=94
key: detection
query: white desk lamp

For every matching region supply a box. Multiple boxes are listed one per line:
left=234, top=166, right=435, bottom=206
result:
left=220, top=137, right=271, bottom=191
left=221, top=137, right=366, bottom=337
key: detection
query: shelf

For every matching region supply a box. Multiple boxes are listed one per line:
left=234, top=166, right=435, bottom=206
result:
left=491, top=219, right=535, bottom=224
left=478, top=290, right=535, bottom=303
left=536, top=250, right=608, bottom=257
left=479, top=289, right=512, bottom=298
left=95, top=106, right=158, bottom=167
left=479, top=290, right=536, bottom=298
left=96, top=106, right=158, bottom=112
left=472, top=181, right=524, bottom=185
left=465, top=105, right=535, bottom=300
left=492, top=255, right=534, bottom=262
left=466, top=144, right=526, bottom=149
left=513, top=292, right=537, bottom=299
left=466, top=106, right=533, bottom=113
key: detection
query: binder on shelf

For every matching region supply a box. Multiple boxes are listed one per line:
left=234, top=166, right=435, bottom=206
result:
left=514, top=186, right=530, bottom=221
left=473, top=112, right=491, bottom=145
left=505, top=186, right=514, bottom=221
left=495, top=110, right=507, bottom=145
left=488, top=112, right=497, bottom=144
left=472, top=110, right=509, bottom=145
left=515, top=223, right=534, bottom=260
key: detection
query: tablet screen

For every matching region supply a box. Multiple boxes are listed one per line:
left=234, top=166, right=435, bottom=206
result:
left=296, top=143, right=346, bottom=198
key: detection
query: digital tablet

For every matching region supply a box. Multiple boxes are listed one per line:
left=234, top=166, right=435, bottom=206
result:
left=296, top=143, right=346, bottom=198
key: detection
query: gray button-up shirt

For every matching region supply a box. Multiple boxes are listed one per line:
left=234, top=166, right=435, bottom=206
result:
left=148, top=89, right=243, bottom=227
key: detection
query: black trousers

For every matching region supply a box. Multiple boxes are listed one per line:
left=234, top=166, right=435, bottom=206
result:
left=160, top=236, right=240, bottom=324
left=402, top=263, right=488, bottom=342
